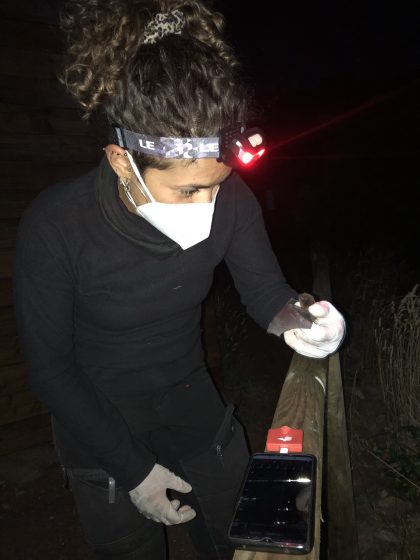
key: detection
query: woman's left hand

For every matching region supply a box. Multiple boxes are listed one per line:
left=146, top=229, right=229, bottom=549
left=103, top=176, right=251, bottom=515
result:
left=283, top=301, right=346, bottom=358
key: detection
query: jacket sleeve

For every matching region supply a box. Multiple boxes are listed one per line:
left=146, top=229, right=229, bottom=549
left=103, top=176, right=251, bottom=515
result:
left=12, top=205, right=155, bottom=491
left=223, top=177, right=298, bottom=329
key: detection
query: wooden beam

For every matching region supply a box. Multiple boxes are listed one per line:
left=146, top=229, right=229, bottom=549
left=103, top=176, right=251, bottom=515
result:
left=0, top=306, right=16, bottom=337
left=0, top=363, right=27, bottom=396
left=0, top=279, right=12, bottom=307
left=233, top=241, right=359, bottom=559
left=0, top=248, right=14, bottom=279
left=0, top=334, right=21, bottom=367
left=0, top=194, right=36, bottom=220
left=233, top=353, right=328, bottom=560
left=326, top=352, right=359, bottom=558
left=311, top=240, right=359, bottom=560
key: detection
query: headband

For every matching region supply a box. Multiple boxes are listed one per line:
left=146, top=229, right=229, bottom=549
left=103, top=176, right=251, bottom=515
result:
left=113, top=125, right=224, bottom=158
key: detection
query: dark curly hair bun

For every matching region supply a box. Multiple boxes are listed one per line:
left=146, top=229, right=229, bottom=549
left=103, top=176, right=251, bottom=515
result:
left=59, top=0, right=252, bottom=142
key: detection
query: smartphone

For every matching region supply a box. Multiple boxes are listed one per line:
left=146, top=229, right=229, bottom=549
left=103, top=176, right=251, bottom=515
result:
left=228, top=452, right=316, bottom=555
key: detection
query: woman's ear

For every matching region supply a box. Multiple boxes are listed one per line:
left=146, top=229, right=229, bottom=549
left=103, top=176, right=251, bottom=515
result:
left=104, top=144, right=131, bottom=179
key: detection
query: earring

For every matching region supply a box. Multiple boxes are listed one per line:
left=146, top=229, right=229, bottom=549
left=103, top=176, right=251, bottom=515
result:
left=120, top=177, right=130, bottom=189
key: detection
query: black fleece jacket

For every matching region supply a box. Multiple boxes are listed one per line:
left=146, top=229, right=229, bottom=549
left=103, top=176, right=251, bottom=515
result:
left=13, top=157, right=297, bottom=490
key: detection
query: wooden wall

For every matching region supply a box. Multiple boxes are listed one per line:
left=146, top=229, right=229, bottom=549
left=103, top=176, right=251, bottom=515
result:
left=0, top=1, right=107, bottom=454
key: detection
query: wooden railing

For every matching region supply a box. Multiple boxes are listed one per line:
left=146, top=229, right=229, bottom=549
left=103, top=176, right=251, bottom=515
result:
left=233, top=242, right=359, bottom=560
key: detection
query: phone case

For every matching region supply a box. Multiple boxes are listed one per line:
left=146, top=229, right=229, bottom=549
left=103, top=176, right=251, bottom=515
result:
left=227, top=452, right=316, bottom=555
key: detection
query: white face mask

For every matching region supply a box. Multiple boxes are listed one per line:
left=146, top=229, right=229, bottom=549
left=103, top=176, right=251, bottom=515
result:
left=123, top=152, right=219, bottom=250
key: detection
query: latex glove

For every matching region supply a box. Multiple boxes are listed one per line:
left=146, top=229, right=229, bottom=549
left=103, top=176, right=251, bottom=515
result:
left=284, top=300, right=345, bottom=358
left=129, top=464, right=196, bottom=525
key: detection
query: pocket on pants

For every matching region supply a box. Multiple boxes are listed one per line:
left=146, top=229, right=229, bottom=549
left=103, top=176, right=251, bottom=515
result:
left=68, top=467, right=117, bottom=499
left=179, top=404, right=249, bottom=556
left=211, top=403, right=237, bottom=466
left=180, top=403, right=249, bottom=495
left=67, top=468, right=141, bottom=547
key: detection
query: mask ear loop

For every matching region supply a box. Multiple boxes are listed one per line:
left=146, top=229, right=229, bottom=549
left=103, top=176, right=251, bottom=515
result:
left=125, top=151, right=156, bottom=203
left=119, top=177, right=139, bottom=210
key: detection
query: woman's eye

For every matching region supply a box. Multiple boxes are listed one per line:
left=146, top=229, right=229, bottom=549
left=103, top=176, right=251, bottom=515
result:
left=180, top=188, right=200, bottom=198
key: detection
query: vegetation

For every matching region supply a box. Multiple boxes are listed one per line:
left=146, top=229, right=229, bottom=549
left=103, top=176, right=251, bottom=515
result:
left=337, top=246, right=420, bottom=559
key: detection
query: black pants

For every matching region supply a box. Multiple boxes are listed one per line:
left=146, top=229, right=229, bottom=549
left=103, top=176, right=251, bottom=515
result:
left=61, top=368, right=250, bottom=559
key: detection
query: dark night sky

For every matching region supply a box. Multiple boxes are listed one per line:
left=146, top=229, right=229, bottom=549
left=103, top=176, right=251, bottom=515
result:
left=212, top=2, right=420, bottom=270
left=11, top=0, right=420, bottom=266
left=218, top=2, right=420, bottom=97
left=215, top=1, right=420, bottom=148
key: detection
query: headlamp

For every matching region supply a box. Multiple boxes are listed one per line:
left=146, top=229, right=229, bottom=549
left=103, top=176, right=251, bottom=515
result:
left=218, top=125, right=266, bottom=168
left=112, top=123, right=266, bottom=169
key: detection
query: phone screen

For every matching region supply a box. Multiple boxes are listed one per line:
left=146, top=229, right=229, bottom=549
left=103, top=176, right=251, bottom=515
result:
left=228, top=453, right=316, bottom=552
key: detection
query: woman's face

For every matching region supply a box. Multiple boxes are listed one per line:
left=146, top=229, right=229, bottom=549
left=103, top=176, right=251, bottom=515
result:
left=106, top=145, right=232, bottom=208
left=137, top=158, right=232, bottom=204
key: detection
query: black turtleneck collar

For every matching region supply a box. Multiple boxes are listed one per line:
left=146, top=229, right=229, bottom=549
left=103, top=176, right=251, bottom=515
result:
left=96, top=156, right=182, bottom=258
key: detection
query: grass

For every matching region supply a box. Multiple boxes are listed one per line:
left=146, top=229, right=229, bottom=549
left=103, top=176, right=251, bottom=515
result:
left=336, top=245, right=420, bottom=559
left=374, top=285, right=420, bottom=430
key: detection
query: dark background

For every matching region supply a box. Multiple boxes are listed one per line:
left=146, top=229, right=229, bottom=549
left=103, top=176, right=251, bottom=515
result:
left=215, top=0, right=420, bottom=286
left=4, top=0, right=419, bottom=272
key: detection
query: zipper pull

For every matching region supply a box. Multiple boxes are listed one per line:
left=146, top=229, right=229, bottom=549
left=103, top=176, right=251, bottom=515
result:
left=108, top=476, right=116, bottom=504
left=216, top=444, right=224, bottom=467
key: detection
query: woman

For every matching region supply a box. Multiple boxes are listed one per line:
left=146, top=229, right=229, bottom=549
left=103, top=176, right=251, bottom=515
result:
left=13, top=1, right=345, bottom=559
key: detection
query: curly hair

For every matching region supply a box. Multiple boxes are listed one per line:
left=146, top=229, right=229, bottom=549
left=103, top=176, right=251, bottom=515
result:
left=59, top=0, right=254, bottom=169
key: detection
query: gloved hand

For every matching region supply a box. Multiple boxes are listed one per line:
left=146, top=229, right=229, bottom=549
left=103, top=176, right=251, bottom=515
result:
left=129, top=464, right=196, bottom=525
left=283, top=300, right=346, bottom=358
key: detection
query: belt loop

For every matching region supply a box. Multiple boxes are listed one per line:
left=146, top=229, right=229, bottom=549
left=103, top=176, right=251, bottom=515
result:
left=108, top=476, right=116, bottom=504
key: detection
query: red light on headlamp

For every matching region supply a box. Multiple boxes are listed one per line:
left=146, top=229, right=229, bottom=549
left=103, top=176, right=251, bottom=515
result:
left=219, top=125, right=267, bottom=169
left=238, top=147, right=266, bottom=166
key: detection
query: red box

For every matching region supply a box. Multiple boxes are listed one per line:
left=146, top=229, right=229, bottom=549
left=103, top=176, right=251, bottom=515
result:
left=265, top=426, right=303, bottom=453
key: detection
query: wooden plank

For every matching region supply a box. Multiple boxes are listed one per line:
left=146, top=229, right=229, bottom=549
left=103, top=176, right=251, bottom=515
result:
left=310, top=241, right=359, bottom=560
left=233, top=354, right=328, bottom=560
left=0, top=363, right=27, bottom=396
left=233, top=241, right=358, bottom=560
left=0, top=413, right=52, bottom=456
left=327, top=353, right=359, bottom=558
left=0, top=335, right=21, bottom=367
left=0, top=279, right=13, bottom=307
left=0, top=387, right=48, bottom=425
left=0, top=220, right=19, bottom=237
left=0, top=224, right=19, bottom=253
left=0, top=192, right=36, bottom=220
left=0, top=306, right=16, bottom=337
left=0, top=230, right=17, bottom=250
left=0, top=248, right=14, bottom=279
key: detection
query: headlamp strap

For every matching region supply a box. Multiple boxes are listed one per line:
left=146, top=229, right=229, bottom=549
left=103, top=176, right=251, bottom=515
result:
left=113, top=125, right=220, bottom=159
